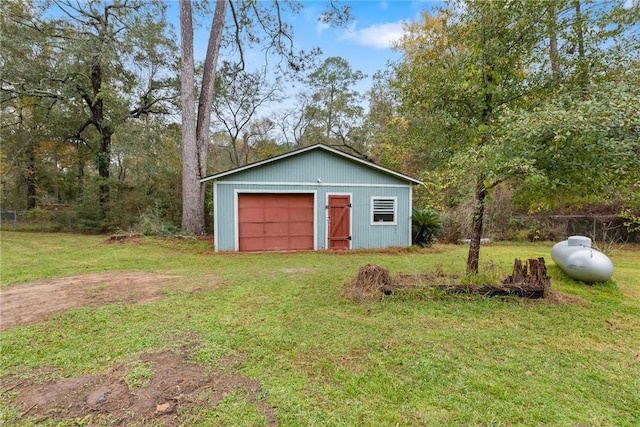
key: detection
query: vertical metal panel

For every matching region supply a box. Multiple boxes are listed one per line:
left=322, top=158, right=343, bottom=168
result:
left=224, top=150, right=408, bottom=186
left=213, top=181, right=219, bottom=251
left=409, top=184, right=414, bottom=246
left=214, top=180, right=236, bottom=251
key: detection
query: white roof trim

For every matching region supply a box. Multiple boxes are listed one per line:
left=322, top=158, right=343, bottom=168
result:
left=200, top=144, right=423, bottom=185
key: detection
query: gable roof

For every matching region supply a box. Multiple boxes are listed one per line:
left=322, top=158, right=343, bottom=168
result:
left=200, top=144, right=423, bottom=185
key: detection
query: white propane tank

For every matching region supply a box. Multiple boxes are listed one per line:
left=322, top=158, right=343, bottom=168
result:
left=550, top=236, right=614, bottom=283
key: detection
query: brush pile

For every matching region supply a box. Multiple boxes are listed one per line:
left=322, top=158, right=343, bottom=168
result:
left=344, top=258, right=552, bottom=303
left=343, top=264, right=393, bottom=302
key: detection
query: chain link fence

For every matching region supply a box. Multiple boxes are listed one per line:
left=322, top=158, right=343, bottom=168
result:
left=1, top=209, right=76, bottom=231
left=492, top=214, right=639, bottom=244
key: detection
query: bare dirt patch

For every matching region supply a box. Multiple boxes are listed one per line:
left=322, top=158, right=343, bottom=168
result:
left=281, top=267, right=318, bottom=275
left=0, top=272, right=219, bottom=331
left=541, top=289, right=587, bottom=305
left=4, top=350, right=276, bottom=426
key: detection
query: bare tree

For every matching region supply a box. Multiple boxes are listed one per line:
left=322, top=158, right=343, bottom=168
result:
left=212, top=64, right=282, bottom=167
left=275, top=92, right=314, bottom=148
left=178, top=0, right=351, bottom=234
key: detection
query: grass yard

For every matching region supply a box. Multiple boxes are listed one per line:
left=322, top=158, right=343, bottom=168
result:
left=1, top=231, right=639, bottom=426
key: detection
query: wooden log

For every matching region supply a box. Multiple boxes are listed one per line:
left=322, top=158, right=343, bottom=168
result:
left=361, top=258, right=552, bottom=300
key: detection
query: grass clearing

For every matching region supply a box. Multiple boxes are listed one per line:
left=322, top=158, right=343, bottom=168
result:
left=1, top=231, right=639, bottom=426
left=125, top=360, right=155, bottom=390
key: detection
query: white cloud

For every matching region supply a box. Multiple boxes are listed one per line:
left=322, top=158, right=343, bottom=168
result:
left=316, top=18, right=330, bottom=35
left=341, top=21, right=406, bottom=49
left=623, top=0, right=637, bottom=8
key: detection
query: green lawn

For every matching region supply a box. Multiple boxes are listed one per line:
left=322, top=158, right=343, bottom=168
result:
left=1, top=231, right=639, bottom=426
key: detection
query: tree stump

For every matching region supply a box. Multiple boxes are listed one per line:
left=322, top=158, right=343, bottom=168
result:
left=501, top=257, right=551, bottom=298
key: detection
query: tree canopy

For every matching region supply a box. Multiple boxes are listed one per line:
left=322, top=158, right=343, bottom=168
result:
left=389, top=0, right=639, bottom=272
left=1, top=0, right=178, bottom=228
left=2, top=0, right=637, bottom=250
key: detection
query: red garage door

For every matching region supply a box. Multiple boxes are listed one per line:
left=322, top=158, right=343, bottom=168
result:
left=238, top=193, right=314, bottom=251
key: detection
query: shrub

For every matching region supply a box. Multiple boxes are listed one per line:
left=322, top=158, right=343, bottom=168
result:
left=412, top=209, right=444, bottom=247
left=134, top=202, right=180, bottom=236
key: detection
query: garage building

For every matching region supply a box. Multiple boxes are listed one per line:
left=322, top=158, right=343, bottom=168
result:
left=200, top=144, right=423, bottom=252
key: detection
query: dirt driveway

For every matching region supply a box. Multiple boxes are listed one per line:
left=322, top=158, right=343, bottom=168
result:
left=0, top=272, right=188, bottom=331
left=1, top=272, right=278, bottom=425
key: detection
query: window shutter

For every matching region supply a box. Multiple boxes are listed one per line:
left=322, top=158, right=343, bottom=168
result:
left=372, top=198, right=396, bottom=223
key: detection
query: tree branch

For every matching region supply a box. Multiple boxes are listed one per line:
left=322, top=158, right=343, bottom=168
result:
left=229, top=0, right=246, bottom=71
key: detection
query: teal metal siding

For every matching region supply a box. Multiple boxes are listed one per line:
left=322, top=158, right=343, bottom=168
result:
left=214, top=183, right=413, bottom=251
left=210, top=147, right=417, bottom=251
left=221, top=150, right=409, bottom=186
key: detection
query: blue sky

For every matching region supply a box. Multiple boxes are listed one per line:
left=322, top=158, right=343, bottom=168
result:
left=290, top=1, right=441, bottom=84
left=177, top=1, right=444, bottom=96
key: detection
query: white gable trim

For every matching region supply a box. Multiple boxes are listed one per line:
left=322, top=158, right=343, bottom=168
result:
left=200, top=144, right=423, bottom=185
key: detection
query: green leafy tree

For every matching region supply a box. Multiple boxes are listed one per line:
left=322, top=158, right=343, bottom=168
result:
left=503, top=77, right=640, bottom=213
left=394, top=1, right=549, bottom=273
left=2, top=0, right=177, bottom=227
left=302, top=56, right=367, bottom=156
left=390, top=0, right=639, bottom=272
left=1, top=1, right=63, bottom=210
left=506, top=0, right=640, bottom=212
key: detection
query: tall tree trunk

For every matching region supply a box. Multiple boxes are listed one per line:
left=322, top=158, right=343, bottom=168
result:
left=26, top=139, right=37, bottom=210
left=548, top=1, right=560, bottom=75
left=180, top=0, right=227, bottom=235
left=77, top=142, right=85, bottom=200
left=467, top=47, right=494, bottom=274
left=573, top=0, right=588, bottom=94
left=196, top=0, right=227, bottom=179
left=179, top=0, right=200, bottom=233
left=97, top=130, right=112, bottom=209
left=89, top=52, right=112, bottom=212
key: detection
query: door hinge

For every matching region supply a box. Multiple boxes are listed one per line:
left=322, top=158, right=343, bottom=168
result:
left=347, top=236, right=352, bottom=241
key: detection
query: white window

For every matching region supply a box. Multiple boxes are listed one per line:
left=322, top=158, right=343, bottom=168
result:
left=371, top=197, right=397, bottom=225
